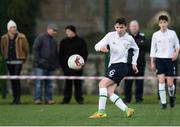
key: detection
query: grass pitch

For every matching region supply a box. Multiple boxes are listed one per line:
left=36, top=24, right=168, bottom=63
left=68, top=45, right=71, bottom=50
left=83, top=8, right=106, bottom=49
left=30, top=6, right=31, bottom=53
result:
left=0, top=95, right=180, bottom=126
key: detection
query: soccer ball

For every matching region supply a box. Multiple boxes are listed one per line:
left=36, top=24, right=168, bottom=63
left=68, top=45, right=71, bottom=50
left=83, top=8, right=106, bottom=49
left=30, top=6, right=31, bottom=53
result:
left=67, top=54, right=85, bottom=70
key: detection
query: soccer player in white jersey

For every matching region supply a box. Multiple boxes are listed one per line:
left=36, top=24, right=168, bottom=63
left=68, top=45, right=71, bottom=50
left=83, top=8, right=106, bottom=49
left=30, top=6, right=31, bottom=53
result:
left=89, top=17, right=139, bottom=118
left=150, top=15, right=179, bottom=109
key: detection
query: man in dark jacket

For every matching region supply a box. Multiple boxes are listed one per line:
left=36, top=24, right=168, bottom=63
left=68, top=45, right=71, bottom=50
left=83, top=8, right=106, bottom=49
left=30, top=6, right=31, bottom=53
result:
left=59, top=25, right=88, bottom=104
left=33, top=23, right=58, bottom=104
left=0, top=20, right=29, bottom=104
left=124, top=20, right=147, bottom=104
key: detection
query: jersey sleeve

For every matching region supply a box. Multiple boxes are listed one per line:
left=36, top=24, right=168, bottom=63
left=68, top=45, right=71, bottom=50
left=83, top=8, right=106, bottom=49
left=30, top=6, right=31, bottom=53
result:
left=173, top=31, right=180, bottom=49
left=150, top=33, right=157, bottom=58
left=94, top=33, right=110, bottom=52
left=130, top=37, right=139, bottom=65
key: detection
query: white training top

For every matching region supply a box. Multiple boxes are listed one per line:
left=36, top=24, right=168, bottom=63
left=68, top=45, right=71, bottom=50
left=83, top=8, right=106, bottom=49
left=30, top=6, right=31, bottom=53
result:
left=95, top=31, right=139, bottom=66
left=150, top=29, right=180, bottom=58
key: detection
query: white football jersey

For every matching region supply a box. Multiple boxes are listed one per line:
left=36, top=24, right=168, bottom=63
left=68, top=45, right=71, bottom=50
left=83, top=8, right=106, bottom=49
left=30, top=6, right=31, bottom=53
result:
left=95, top=31, right=139, bottom=66
left=150, top=29, right=180, bottom=58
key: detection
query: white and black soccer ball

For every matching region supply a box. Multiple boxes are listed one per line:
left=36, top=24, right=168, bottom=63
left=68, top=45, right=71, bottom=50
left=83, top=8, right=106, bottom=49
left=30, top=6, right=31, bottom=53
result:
left=67, top=54, right=85, bottom=70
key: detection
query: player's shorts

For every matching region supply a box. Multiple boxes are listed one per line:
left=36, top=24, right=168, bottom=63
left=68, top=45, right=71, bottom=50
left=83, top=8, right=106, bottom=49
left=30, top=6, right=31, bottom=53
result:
left=105, top=63, right=128, bottom=85
left=155, top=58, right=176, bottom=76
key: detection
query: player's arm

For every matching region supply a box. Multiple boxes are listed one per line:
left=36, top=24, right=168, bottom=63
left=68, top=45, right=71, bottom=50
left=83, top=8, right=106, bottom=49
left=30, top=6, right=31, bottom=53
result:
left=172, top=48, right=180, bottom=61
left=150, top=57, right=156, bottom=72
left=130, top=38, right=139, bottom=74
left=172, top=31, right=180, bottom=61
left=95, top=33, right=109, bottom=53
left=150, top=33, right=156, bottom=71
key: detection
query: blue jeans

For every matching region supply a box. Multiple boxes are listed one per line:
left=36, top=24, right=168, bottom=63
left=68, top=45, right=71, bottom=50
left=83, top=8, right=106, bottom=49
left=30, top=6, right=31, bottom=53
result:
left=33, top=68, right=54, bottom=101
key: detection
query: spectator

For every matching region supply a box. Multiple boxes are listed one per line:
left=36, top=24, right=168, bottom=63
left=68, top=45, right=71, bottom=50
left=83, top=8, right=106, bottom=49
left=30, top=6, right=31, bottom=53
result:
left=59, top=25, right=88, bottom=104
left=0, top=20, right=29, bottom=104
left=33, top=23, right=58, bottom=104
left=124, top=20, right=147, bottom=104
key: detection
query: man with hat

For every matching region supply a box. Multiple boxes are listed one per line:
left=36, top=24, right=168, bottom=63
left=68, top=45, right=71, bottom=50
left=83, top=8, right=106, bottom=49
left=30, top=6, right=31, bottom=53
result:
left=33, top=23, right=59, bottom=104
left=0, top=20, right=29, bottom=104
left=59, top=25, right=88, bottom=104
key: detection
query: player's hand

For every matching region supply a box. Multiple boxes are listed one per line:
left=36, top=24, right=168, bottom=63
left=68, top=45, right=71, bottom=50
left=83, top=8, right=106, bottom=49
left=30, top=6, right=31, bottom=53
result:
left=100, top=47, right=109, bottom=53
left=172, top=52, right=178, bottom=61
left=151, top=62, right=156, bottom=71
left=151, top=62, right=157, bottom=75
left=132, top=64, right=139, bottom=74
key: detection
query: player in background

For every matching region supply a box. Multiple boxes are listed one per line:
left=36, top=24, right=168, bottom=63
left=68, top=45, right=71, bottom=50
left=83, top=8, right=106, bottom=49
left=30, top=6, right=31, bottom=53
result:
left=89, top=17, right=139, bottom=119
left=150, top=15, right=179, bottom=109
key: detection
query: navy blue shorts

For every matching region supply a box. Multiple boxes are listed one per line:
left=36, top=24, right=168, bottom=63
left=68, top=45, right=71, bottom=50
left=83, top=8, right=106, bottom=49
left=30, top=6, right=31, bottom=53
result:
left=155, top=58, right=176, bottom=76
left=105, top=63, right=128, bottom=85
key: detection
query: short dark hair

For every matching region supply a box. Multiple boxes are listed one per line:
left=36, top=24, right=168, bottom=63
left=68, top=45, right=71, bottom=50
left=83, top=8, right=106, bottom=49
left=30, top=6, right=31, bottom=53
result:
left=159, top=15, right=168, bottom=22
left=65, top=25, right=76, bottom=33
left=115, top=17, right=127, bottom=26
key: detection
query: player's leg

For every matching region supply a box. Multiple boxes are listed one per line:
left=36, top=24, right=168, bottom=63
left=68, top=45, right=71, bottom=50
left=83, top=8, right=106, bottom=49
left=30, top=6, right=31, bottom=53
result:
left=173, top=60, right=178, bottom=95
left=166, top=59, right=176, bottom=108
left=107, top=84, right=134, bottom=117
left=156, top=58, right=167, bottom=109
left=108, top=62, right=134, bottom=117
left=167, top=77, right=175, bottom=96
left=108, top=84, right=127, bottom=111
left=89, top=77, right=114, bottom=118
left=167, top=77, right=175, bottom=108
left=89, top=63, right=129, bottom=118
left=98, top=77, right=114, bottom=111
left=157, top=74, right=167, bottom=109
left=106, top=62, right=134, bottom=117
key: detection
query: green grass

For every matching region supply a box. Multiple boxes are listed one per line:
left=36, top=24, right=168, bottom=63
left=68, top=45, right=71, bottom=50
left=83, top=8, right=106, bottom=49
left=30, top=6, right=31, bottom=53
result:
left=0, top=95, right=180, bottom=126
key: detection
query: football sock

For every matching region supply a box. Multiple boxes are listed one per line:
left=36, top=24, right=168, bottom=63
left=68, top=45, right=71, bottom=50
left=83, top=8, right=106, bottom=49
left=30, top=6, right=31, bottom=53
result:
left=159, top=83, right=166, bottom=104
left=168, top=84, right=175, bottom=97
left=109, top=93, right=128, bottom=111
left=98, top=88, right=107, bottom=112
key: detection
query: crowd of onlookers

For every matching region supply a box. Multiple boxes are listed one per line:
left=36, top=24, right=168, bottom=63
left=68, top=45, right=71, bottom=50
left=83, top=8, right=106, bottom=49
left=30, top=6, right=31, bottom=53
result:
left=0, top=20, right=88, bottom=105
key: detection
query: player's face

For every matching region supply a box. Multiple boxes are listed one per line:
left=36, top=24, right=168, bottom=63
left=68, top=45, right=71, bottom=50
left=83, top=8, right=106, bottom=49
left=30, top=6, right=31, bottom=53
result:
left=129, top=22, right=139, bottom=34
left=159, top=20, right=168, bottom=30
left=65, top=29, right=76, bottom=38
left=8, top=26, right=17, bottom=34
left=114, top=23, right=127, bottom=36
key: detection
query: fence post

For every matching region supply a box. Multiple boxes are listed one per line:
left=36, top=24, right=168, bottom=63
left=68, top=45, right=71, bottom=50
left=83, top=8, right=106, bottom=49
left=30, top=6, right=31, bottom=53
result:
left=104, top=0, right=109, bottom=73
left=0, top=0, right=8, bottom=99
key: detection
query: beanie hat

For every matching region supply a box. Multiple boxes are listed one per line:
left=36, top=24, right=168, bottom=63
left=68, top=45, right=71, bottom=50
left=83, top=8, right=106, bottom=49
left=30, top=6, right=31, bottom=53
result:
left=65, top=25, right=76, bottom=33
left=7, top=20, right=17, bottom=30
